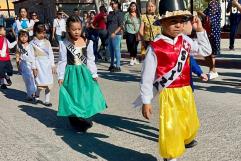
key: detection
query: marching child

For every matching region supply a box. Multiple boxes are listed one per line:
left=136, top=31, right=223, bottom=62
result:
left=140, top=0, right=212, bottom=160
left=30, top=22, right=55, bottom=106
left=16, top=30, right=36, bottom=101
left=0, top=25, right=17, bottom=89
left=57, top=15, right=107, bottom=132
left=183, top=18, right=209, bottom=91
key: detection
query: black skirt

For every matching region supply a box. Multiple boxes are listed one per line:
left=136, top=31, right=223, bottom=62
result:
left=0, top=60, right=13, bottom=78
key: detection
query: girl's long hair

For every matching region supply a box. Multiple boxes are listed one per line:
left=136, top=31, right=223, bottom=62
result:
left=18, top=7, right=28, bottom=21
left=127, top=2, right=140, bottom=18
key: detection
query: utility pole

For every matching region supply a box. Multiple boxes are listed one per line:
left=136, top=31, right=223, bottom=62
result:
left=190, top=0, right=193, bottom=14
left=6, top=0, right=10, bottom=17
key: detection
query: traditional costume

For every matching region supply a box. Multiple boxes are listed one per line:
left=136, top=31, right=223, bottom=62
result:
left=0, top=35, right=17, bottom=87
left=57, top=39, right=106, bottom=119
left=30, top=38, right=55, bottom=104
left=16, top=43, right=36, bottom=98
left=140, top=0, right=212, bottom=159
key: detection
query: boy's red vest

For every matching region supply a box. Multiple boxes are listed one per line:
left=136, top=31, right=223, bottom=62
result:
left=150, top=36, right=191, bottom=88
left=0, top=36, right=10, bottom=61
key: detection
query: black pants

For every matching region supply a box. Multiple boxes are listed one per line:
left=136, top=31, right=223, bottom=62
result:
left=0, top=61, right=13, bottom=78
left=229, top=14, right=241, bottom=48
left=126, top=32, right=139, bottom=58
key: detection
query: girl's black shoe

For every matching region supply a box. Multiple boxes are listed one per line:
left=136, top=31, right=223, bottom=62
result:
left=1, top=84, right=7, bottom=89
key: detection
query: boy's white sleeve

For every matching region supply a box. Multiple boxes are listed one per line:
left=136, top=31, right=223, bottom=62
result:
left=48, top=41, right=55, bottom=67
left=86, top=40, right=98, bottom=78
left=190, top=31, right=212, bottom=57
left=140, top=47, right=157, bottom=104
left=7, top=40, right=17, bottom=49
left=57, top=42, right=67, bottom=80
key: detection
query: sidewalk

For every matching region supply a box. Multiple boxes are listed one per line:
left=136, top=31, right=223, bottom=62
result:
left=121, top=39, right=241, bottom=69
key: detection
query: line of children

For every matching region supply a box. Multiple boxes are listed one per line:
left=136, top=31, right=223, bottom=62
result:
left=16, top=30, right=36, bottom=101
left=30, top=22, right=55, bottom=107
left=0, top=25, right=17, bottom=89
left=140, top=0, right=212, bottom=161
left=57, top=15, right=107, bottom=132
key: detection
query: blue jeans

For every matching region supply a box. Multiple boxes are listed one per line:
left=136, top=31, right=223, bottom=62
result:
left=108, top=35, right=121, bottom=67
left=56, top=35, right=63, bottom=42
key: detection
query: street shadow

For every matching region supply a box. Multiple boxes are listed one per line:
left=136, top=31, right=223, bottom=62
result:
left=0, top=87, right=28, bottom=103
left=98, top=71, right=141, bottom=82
left=93, top=114, right=159, bottom=142
left=19, top=105, right=157, bottom=161
left=218, top=72, right=241, bottom=78
left=195, top=84, right=241, bottom=94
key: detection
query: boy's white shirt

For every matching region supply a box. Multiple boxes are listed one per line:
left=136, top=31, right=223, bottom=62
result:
left=140, top=31, right=212, bottom=104
left=57, top=40, right=98, bottom=80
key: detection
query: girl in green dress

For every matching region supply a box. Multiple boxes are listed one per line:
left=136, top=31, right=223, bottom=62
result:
left=57, top=15, right=107, bottom=132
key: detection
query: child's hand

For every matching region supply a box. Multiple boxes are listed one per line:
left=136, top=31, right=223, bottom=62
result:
left=32, top=69, right=38, bottom=77
left=58, top=79, right=63, bottom=86
left=52, top=66, right=57, bottom=74
left=200, top=73, right=208, bottom=81
left=142, top=104, right=152, bottom=120
left=192, top=16, right=204, bottom=32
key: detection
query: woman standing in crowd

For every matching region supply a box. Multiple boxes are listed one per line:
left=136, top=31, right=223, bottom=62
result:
left=31, top=22, right=55, bottom=107
left=86, top=11, right=100, bottom=62
left=124, top=2, right=141, bottom=66
left=52, top=11, right=66, bottom=42
left=107, top=0, right=124, bottom=72
left=13, top=7, right=35, bottom=38
left=30, top=12, right=39, bottom=23
left=139, top=0, right=161, bottom=61
left=57, top=15, right=106, bottom=132
left=199, top=0, right=221, bottom=79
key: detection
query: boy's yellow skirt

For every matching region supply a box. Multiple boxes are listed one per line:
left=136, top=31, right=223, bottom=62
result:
left=159, top=86, right=200, bottom=158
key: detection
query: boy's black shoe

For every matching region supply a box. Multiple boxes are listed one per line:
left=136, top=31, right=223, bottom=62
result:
left=5, top=78, right=12, bottom=86
left=43, top=102, right=52, bottom=107
left=185, top=140, right=198, bottom=148
left=108, top=65, right=115, bottom=72
left=1, top=84, right=7, bottom=89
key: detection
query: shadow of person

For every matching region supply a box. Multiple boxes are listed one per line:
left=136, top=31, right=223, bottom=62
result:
left=0, top=87, right=29, bottom=103
left=93, top=114, right=159, bottom=142
left=97, top=71, right=141, bottom=82
left=18, top=105, right=157, bottom=161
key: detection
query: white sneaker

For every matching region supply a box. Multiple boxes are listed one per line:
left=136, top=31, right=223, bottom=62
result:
left=130, top=59, right=134, bottom=66
left=208, top=71, right=219, bottom=80
left=134, top=58, right=139, bottom=65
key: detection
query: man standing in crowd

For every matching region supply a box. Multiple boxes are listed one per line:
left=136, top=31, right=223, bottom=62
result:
left=93, top=6, right=109, bottom=62
left=0, top=14, right=5, bottom=27
left=52, top=11, right=66, bottom=42
left=227, top=0, right=241, bottom=50
left=107, top=0, right=124, bottom=72
left=73, top=8, right=83, bottom=22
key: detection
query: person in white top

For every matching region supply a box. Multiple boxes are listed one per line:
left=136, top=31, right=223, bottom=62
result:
left=13, top=7, right=35, bottom=38
left=31, top=22, right=55, bottom=107
left=52, top=11, right=67, bottom=42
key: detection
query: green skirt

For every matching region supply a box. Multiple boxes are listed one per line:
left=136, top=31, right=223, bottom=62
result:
left=58, top=65, right=107, bottom=118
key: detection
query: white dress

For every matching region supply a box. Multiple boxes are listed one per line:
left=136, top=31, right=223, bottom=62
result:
left=30, top=38, right=55, bottom=88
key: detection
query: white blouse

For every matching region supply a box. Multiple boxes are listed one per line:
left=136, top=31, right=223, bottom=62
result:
left=57, top=40, right=98, bottom=80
